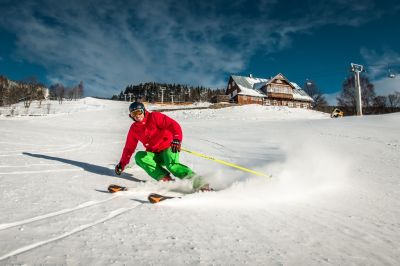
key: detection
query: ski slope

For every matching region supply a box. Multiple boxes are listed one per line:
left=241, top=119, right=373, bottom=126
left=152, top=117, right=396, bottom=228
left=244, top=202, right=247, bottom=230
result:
left=0, top=98, right=399, bottom=265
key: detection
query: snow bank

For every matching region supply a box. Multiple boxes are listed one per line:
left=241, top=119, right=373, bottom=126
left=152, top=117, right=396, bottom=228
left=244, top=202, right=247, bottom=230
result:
left=0, top=97, right=107, bottom=117
left=168, top=104, right=329, bottom=122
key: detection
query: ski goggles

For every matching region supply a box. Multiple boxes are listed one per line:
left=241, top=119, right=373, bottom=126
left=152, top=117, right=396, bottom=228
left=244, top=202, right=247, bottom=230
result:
left=130, top=109, right=144, bottom=117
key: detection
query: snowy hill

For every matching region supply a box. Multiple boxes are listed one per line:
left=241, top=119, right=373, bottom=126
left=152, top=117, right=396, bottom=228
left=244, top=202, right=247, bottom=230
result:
left=1, top=98, right=399, bottom=265
left=0, top=97, right=107, bottom=117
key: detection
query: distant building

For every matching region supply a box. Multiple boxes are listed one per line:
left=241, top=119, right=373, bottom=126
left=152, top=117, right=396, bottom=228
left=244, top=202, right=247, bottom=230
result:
left=210, top=94, right=230, bottom=103
left=225, top=73, right=313, bottom=109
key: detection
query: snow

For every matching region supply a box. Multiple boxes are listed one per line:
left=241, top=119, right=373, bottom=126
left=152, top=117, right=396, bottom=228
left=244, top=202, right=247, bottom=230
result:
left=237, top=84, right=265, bottom=97
left=291, top=82, right=314, bottom=102
left=0, top=97, right=106, bottom=117
left=231, top=75, right=268, bottom=97
left=1, top=98, right=400, bottom=265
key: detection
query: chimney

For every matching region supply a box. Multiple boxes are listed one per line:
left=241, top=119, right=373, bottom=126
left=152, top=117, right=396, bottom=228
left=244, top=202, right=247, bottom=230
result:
left=249, top=73, right=253, bottom=78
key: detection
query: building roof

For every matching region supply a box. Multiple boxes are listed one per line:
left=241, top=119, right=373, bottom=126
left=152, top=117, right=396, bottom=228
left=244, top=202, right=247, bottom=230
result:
left=291, top=82, right=314, bottom=101
left=231, top=74, right=313, bottom=102
left=231, top=75, right=268, bottom=97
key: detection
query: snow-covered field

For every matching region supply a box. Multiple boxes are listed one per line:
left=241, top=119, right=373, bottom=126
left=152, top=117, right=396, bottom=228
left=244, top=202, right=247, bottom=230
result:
left=0, top=98, right=399, bottom=265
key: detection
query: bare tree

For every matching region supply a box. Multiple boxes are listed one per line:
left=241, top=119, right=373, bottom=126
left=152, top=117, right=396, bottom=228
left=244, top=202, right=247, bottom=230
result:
left=388, top=91, right=400, bottom=112
left=19, top=76, right=45, bottom=108
left=49, top=83, right=65, bottom=103
left=6, top=83, right=21, bottom=105
left=372, top=96, right=387, bottom=114
left=36, top=88, right=45, bottom=107
left=66, top=88, right=74, bottom=100
left=57, top=85, right=65, bottom=104
left=0, top=75, right=8, bottom=106
left=303, top=80, right=328, bottom=111
left=77, top=81, right=84, bottom=99
left=337, top=75, right=376, bottom=115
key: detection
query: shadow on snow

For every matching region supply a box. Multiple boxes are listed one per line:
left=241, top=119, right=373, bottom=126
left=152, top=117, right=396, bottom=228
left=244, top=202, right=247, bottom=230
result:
left=22, top=152, right=145, bottom=183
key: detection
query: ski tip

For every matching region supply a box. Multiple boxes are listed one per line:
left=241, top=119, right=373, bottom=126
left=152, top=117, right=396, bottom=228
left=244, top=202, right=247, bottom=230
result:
left=148, top=193, right=175, bottom=204
left=108, top=184, right=128, bottom=193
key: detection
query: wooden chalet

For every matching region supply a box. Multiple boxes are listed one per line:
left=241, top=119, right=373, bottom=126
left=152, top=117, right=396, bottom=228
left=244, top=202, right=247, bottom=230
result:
left=225, top=73, right=313, bottom=109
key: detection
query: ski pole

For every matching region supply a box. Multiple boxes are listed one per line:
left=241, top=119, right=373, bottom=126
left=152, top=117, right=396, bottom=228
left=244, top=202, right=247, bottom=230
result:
left=181, top=147, right=271, bottom=178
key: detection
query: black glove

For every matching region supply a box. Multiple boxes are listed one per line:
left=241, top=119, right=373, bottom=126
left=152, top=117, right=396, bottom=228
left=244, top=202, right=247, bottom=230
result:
left=115, top=163, right=123, bottom=175
left=171, top=139, right=181, bottom=153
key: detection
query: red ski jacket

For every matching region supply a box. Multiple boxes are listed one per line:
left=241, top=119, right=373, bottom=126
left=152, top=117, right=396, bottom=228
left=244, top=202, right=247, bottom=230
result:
left=119, top=111, right=182, bottom=168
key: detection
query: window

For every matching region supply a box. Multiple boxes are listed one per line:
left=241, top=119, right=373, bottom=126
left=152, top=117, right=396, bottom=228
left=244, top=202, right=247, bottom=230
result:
left=268, top=84, right=291, bottom=94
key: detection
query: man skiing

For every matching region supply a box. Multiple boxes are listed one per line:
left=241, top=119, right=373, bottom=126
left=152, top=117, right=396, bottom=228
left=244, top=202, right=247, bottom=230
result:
left=115, top=101, right=209, bottom=191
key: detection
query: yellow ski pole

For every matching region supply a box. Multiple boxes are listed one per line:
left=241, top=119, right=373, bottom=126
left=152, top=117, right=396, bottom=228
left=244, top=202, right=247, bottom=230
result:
left=181, top=147, right=271, bottom=178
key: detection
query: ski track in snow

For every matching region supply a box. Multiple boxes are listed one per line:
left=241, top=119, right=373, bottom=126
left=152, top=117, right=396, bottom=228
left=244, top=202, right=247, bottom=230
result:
left=0, top=204, right=141, bottom=261
left=0, top=136, right=93, bottom=157
left=0, top=168, right=83, bottom=175
left=0, top=163, right=63, bottom=168
left=0, top=195, right=119, bottom=231
left=0, top=142, right=68, bottom=147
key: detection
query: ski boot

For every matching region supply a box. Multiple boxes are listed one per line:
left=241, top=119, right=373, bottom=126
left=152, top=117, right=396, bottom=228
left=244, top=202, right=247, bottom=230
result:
left=160, top=175, right=175, bottom=182
left=199, top=184, right=214, bottom=192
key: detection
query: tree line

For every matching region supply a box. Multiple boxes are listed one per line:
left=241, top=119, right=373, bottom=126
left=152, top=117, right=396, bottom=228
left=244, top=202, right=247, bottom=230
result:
left=303, top=75, right=400, bottom=115
left=2, top=72, right=399, bottom=115
left=0, top=74, right=84, bottom=107
left=336, top=75, right=400, bottom=115
left=116, top=78, right=400, bottom=116
left=0, top=76, right=46, bottom=108
left=111, top=82, right=225, bottom=103
left=48, top=81, right=84, bottom=103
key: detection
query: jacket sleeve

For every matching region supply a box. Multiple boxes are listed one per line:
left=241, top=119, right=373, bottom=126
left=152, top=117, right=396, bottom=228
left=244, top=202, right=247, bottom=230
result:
left=119, top=125, right=138, bottom=168
left=154, top=112, right=183, bottom=141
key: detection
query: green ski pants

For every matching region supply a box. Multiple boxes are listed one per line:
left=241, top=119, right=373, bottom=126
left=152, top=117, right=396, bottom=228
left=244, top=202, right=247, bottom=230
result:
left=135, top=148, right=194, bottom=181
left=135, top=148, right=208, bottom=190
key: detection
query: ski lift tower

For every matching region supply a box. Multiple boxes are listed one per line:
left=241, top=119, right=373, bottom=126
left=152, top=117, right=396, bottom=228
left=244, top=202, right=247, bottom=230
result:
left=160, top=86, right=166, bottom=104
left=351, top=63, right=364, bottom=116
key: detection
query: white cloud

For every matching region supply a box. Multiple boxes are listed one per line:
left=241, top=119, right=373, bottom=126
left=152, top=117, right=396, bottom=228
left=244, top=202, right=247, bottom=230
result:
left=360, top=47, right=400, bottom=96
left=360, top=47, right=400, bottom=79
left=0, top=0, right=389, bottom=97
left=372, top=77, right=400, bottom=96
left=323, top=91, right=340, bottom=106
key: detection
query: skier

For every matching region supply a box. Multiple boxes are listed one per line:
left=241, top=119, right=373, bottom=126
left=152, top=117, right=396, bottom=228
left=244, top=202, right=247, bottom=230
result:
left=114, top=101, right=210, bottom=191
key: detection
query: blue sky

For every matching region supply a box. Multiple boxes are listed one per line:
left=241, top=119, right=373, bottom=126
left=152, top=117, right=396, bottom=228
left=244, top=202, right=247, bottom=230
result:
left=1, top=0, right=400, bottom=104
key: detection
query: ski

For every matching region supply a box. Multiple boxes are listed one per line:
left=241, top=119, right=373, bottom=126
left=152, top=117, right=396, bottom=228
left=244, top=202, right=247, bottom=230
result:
left=148, top=193, right=178, bottom=203
left=107, top=184, right=214, bottom=203
left=108, top=184, right=128, bottom=193
left=107, top=185, right=179, bottom=203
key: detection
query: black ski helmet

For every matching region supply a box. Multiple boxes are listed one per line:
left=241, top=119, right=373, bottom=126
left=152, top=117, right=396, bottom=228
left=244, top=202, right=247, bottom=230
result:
left=129, top=101, right=145, bottom=114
